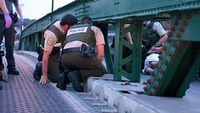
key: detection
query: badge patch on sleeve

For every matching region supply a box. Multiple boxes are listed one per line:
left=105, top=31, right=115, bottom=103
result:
left=47, top=37, right=56, bottom=46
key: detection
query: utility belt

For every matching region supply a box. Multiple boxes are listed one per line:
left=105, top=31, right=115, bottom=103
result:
left=62, top=44, right=95, bottom=58
left=0, top=13, right=18, bottom=23
left=37, top=46, right=60, bottom=61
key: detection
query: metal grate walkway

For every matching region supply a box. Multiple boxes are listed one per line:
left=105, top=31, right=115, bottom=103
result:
left=0, top=53, right=80, bottom=113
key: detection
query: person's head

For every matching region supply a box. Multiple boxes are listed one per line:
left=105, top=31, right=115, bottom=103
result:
left=60, top=14, right=78, bottom=32
left=81, top=16, right=93, bottom=24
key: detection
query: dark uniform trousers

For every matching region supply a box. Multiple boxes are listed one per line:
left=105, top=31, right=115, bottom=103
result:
left=48, top=53, right=61, bottom=83
left=0, top=16, right=16, bottom=71
left=34, top=53, right=60, bottom=83
left=61, top=52, right=107, bottom=81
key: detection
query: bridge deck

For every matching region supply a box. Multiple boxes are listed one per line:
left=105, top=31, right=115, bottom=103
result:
left=0, top=51, right=200, bottom=113
left=0, top=52, right=101, bottom=113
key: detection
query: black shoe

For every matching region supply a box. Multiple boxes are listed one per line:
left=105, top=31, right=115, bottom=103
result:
left=33, top=62, right=42, bottom=81
left=8, top=69, right=19, bottom=75
left=56, top=83, right=66, bottom=90
left=68, top=71, right=83, bottom=92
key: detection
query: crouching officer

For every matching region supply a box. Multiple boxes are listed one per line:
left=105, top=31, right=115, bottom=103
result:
left=33, top=14, right=78, bottom=84
left=56, top=16, right=107, bottom=92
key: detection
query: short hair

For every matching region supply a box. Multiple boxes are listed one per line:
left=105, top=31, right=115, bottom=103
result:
left=60, top=14, right=78, bottom=26
left=81, top=16, right=93, bottom=24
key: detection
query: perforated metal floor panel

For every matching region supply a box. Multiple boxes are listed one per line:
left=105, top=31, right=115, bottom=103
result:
left=0, top=54, right=79, bottom=113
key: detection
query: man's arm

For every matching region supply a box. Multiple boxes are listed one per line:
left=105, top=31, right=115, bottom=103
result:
left=148, top=22, right=168, bottom=54
left=0, top=0, right=12, bottom=28
left=39, top=31, right=57, bottom=84
left=123, top=24, right=133, bottom=44
left=92, top=26, right=105, bottom=61
left=14, top=3, right=24, bottom=26
left=39, top=50, right=50, bottom=84
left=0, top=0, right=9, bottom=13
left=96, top=44, right=104, bottom=61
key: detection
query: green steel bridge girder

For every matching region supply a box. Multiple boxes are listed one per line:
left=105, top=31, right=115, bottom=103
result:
left=21, top=0, right=200, bottom=39
left=113, top=20, right=142, bottom=82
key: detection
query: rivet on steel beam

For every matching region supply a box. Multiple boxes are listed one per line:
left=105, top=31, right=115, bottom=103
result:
left=171, top=26, right=175, bottom=32
left=168, top=51, right=174, bottom=56
left=172, top=42, right=178, bottom=48
left=179, top=26, right=184, bottom=33
left=168, top=31, right=173, bottom=37
left=152, top=84, right=157, bottom=89
left=175, top=14, right=181, bottom=20
left=176, top=32, right=181, bottom=38
left=173, top=21, right=178, bottom=26
left=182, top=20, right=188, bottom=26
left=164, top=60, right=169, bottom=65
left=157, top=76, right=161, bottom=81
left=185, top=14, right=191, bottom=20
left=147, top=79, right=151, bottom=84
left=160, top=68, right=164, bottom=74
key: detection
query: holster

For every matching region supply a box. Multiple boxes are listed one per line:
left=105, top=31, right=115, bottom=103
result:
left=81, top=44, right=95, bottom=58
left=10, top=12, right=18, bottom=24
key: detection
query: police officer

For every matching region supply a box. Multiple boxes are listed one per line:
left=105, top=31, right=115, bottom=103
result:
left=142, top=21, right=168, bottom=74
left=0, top=0, right=23, bottom=77
left=56, top=16, right=107, bottom=92
left=33, top=14, right=78, bottom=84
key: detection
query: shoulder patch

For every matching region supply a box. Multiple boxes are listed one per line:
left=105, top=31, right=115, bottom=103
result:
left=47, top=37, right=56, bottom=46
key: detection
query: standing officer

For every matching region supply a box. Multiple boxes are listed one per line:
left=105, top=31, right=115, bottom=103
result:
left=142, top=21, right=168, bottom=74
left=0, top=0, right=23, bottom=77
left=56, top=16, right=107, bottom=92
left=33, top=14, right=78, bottom=84
left=0, top=0, right=12, bottom=90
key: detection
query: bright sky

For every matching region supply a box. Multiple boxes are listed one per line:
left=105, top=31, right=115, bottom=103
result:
left=20, top=0, right=75, bottom=19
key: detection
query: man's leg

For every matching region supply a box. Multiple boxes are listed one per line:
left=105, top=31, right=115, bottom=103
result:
left=67, top=71, right=83, bottom=92
left=47, top=54, right=61, bottom=83
left=56, top=71, right=70, bottom=90
left=0, top=19, right=5, bottom=79
left=33, top=62, right=42, bottom=81
left=4, top=25, right=19, bottom=75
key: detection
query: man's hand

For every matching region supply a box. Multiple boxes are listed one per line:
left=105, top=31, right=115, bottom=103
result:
left=39, top=75, right=48, bottom=84
left=147, top=46, right=163, bottom=54
left=3, top=13, right=12, bottom=28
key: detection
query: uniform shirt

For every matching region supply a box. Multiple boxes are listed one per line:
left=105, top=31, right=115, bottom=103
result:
left=142, top=53, right=159, bottom=73
left=43, top=21, right=65, bottom=53
left=64, top=26, right=105, bottom=49
left=0, top=0, right=18, bottom=13
left=151, top=21, right=167, bottom=37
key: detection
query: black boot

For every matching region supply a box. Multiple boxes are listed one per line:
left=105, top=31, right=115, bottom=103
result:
left=33, top=62, right=42, bottom=81
left=8, top=68, right=19, bottom=75
left=0, top=85, right=2, bottom=90
left=56, top=72, right=69, bottom=90
left=68, top=71, right=83, bottom=92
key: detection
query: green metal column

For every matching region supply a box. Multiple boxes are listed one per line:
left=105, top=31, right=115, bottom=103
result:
left=113, top=20, right=141, bottom=82
left=113, top=21, right=123, bottom=81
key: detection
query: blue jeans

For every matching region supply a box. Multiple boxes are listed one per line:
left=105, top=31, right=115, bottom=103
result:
left=0, top=17, right=16, bottom=71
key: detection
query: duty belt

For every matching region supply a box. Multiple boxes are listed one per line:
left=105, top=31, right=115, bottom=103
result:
left=62, top=47, right=81, bottom=53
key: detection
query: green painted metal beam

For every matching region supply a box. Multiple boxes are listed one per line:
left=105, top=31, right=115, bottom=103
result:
left=21, top=0, right=200, bottom=39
